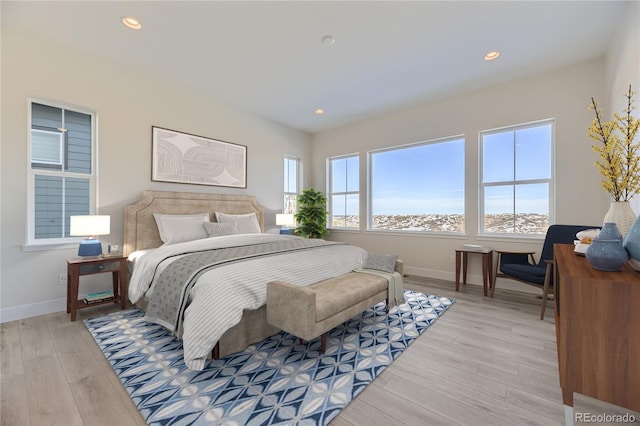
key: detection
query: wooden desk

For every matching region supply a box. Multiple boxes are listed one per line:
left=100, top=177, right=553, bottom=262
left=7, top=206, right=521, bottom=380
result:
left=455, top=246, right=493, bottom=296
left=553, top=244, right=640, bottom=425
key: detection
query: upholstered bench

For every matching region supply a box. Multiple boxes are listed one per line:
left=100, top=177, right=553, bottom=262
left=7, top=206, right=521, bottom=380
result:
left=266, top=260, right=403, bottom=353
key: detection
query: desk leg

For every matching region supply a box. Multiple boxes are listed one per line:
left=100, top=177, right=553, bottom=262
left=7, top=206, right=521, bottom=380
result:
left=119, top=260, right=127, bottom=310
left=487, top=251, right=493, bottom=290
left=481, top=253, right=489, bottom=296
left=111, top=271, right=119, bottom=302
left=69, top=266, right=79, bottom=321
left=490, top=253, right=499, bottom=298
left=66, top=267, right=71, bottom=314
left=455, top=252, right=461, bottom=291
left=462, top=252, right=468, bottom=285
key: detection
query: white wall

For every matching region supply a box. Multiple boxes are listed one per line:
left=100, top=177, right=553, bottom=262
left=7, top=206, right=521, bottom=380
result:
left=311, top=58, right=614, bottom=292
left=0, top=29, right=312, bottom=321
left=311, top=2, right=639, bottom=289
left=605, top=0, right=640, bottom=215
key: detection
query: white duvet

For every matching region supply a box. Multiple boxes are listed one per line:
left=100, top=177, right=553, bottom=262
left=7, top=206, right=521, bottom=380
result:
left=128, top=234, right=367, bottom=370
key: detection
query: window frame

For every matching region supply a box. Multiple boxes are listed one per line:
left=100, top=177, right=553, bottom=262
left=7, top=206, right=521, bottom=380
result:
left=26, top=98, right=98, bottom=249
left=367, top=135, right=466, bottom=234
left=327, top=153, right=360, bottom=230
left=478, top=118, right=555, bottom=237
left=30, top=129, right=64, bottom=166
left=283, top=155, right=300, bottom=215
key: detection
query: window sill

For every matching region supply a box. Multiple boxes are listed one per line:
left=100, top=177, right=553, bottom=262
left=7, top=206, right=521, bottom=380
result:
left=329, top=228, right=468, bottom=239
left=476, top=234, right=545, bottom=245
left=366, top=229, right=467, bottom=239
left=328, top=228, right=361, bottom=234
left=22, top=242, right=79, bottom=252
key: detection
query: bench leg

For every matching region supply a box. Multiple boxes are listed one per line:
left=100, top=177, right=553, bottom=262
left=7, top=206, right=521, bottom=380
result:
left=299, top=335, right=327, bottom=353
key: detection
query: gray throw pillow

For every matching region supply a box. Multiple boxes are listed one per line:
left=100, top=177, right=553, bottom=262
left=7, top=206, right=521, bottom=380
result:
left=203, top=221, right=239, bottom=237
left=363, top=252, right=398, bottom=273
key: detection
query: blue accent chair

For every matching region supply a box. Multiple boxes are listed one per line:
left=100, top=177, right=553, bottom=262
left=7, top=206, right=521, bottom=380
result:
left=491, top=224, right=600, bottom=320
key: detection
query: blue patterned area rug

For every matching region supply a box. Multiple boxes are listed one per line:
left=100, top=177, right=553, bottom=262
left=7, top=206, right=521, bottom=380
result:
left=85, top=290, right=454, bottom=425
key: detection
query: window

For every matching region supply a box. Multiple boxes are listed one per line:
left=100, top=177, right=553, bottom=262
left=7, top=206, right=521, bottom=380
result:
left=28, top=100, right=96, bottom=245
left=328, top=154, right=359, bottom=228
left=480, top=119, right=554, bottom=235
left=283, top=156, right=300, bottom=214
left=369, top=137, right=465, bottom=232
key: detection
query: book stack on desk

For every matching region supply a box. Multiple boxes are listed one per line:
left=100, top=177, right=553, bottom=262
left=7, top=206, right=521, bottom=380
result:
left=84, top=290, right=114, bottom=304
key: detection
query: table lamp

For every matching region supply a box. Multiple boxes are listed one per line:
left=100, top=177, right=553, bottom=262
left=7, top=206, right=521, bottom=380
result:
left=70, top=215, right=110, bottom=257
left=276, top=213, right=295, bottom=231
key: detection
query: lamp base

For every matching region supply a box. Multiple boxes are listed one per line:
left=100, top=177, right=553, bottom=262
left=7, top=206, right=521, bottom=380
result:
left=78, top=239, right=103, bottom=257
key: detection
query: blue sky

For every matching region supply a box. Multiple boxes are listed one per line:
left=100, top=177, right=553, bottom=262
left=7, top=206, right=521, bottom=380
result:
left=333, top=122, right=552, bottom=216
left=371, top=138, right=465, bottom=215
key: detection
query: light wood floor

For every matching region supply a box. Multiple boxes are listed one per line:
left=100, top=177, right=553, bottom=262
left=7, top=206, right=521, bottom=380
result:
left=2, top=277, right=638, bottom=426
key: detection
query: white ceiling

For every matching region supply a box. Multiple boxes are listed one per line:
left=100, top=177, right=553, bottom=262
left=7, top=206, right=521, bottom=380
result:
left=2, top=1, right=630, bottom=133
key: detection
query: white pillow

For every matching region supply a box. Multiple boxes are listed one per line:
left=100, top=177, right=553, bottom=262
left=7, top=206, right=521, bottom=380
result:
left=215, top=212, right=261, bottom=234
left=153, top=213, right=210, bottom=245
left=203, top=221, right=239, bottom=237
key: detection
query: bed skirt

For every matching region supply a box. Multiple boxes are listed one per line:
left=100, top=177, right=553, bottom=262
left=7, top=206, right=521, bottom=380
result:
left=135, top=298, right=279, bottom=358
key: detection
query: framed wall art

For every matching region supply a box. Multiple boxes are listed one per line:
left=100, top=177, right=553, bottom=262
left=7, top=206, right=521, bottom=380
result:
left=151, top=126, right=247, bottom=188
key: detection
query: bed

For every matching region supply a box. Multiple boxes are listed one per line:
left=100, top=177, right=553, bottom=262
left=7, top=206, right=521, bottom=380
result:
left=124, top=190, right=370, bottom=370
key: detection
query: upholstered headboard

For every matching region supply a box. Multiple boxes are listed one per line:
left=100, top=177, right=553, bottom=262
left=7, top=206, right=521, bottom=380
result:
left=124, top=190, right=265, bottom=255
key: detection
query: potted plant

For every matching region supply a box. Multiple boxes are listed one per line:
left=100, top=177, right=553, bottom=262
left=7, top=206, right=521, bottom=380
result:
left=588, top=85, right=640, bottom=235
left=295, top=188, right=329, bottom=239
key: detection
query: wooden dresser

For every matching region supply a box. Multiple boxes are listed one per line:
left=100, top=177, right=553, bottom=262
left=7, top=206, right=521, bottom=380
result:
left=553, top=243, right=640, bottom=425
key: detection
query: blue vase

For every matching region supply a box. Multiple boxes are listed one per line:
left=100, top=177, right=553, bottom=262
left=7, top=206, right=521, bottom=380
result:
left=598, top=222, right=623, bottom=240
left=585, top=238, right=629, bottom=272
left=623, top=215, right=640, bottom=271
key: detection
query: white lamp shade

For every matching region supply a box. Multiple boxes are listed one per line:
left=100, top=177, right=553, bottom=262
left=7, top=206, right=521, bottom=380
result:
left=276, top=214, right=295, bottom=226
left=70, top=215, right=110, bottom=237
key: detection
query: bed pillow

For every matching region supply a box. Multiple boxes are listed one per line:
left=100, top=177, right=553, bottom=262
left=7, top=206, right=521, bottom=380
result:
left=153, top=213, right=210, bottom=245
left=363, top=252, right=398, bottom=273
left=203, top=221, right=239, bottom=237
left=215, top=212, right=261, bottom=234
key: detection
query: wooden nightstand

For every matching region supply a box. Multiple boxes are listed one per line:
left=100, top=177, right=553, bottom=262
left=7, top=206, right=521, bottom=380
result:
left=66, top=255, right=127, bottom=321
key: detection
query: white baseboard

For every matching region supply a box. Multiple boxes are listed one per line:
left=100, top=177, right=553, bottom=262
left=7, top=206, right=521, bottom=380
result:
left=1, top=266, right=542, bottom=323
left=404, top=266, right=541, bottom=295
left=1, top=297, right=67, bottom=323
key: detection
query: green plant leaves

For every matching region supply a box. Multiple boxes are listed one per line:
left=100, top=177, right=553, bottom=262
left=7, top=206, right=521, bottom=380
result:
left=294, top=188, right=329, bottom=238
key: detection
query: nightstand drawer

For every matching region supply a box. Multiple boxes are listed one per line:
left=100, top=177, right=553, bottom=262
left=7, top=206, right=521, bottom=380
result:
left=78, top=261, right=121, bottom=275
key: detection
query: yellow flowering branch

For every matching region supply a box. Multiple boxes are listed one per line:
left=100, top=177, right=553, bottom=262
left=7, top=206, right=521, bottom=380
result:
left=587, top=85, right=640, bottom=202
left=615, top=86, right=640, bottom=201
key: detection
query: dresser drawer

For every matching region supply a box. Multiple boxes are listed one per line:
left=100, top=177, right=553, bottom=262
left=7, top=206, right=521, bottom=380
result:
left=78, top=261, right=121, bottom=275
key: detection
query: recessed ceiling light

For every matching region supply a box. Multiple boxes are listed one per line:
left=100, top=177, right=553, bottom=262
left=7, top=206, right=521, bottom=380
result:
left=484, top=51, right=500, bottom=61
left=314, top=109, right=325, bottom=115
left=122, top=16, right=142, bottom=30
left=321, top=35, right=335, bottom=46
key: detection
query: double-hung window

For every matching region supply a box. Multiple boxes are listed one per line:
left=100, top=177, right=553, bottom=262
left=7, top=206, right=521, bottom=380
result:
left=27, top=100, right=96, bottom=246
left=368, top=136, right=465, bottom=232
left=283, top=156, right=300, bottom=214
left=480, top=119, right=554, bottom=235
left=328, top=154, right=359, bottom=228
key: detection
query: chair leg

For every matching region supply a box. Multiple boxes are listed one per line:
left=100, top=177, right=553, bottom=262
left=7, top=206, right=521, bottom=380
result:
left=540, top=263, right=553, bottom=320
